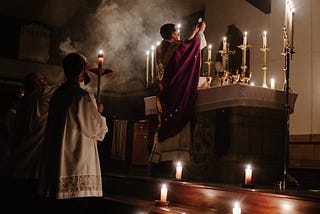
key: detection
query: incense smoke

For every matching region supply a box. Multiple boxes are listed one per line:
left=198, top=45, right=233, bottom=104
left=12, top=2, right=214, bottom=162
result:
left=57, top=0, right=191, bottom=94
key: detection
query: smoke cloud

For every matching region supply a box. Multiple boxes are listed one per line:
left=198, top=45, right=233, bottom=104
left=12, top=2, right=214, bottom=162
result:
left=57, top=0, right=191, bottom=94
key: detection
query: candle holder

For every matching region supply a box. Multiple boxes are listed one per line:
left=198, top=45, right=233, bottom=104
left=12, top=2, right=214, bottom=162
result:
left=154, top=200, right=170, bottom=206
left=260, top=46, right=270, bottom=88
left=203, top=60, right=213, bottom=88
left=238, top=43, right=252, bottom=84
left=217, top=45, right=235, bottom=86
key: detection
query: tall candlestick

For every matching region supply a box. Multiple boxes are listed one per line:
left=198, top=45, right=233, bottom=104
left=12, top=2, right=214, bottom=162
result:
left=175, top=162, right=182, bottom=180
left=243, top=31, right=248, bottom=46
left=207, top=44, right=212, bottom=62
left=223, top=37, right=227, bottom=51
left=151, top=45, right=155, bottom=83
left=263, top=31, right=267, bottom=48
left=245, top=164, right=252, bottom=185
left=160, top=184, right=167, bottom=202
left=146, top=50, right=149, bottom=87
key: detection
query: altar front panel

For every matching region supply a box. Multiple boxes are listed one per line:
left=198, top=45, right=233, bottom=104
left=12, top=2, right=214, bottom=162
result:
left=187, top=84, right=297, bottom=185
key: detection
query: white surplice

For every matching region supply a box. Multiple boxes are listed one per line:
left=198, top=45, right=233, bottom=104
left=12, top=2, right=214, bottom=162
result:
left=38, top=83, right=108, bottom=199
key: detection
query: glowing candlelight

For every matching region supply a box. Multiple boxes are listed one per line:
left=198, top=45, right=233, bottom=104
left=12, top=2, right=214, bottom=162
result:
left=175, top=161, right=182, bottom=180
left=98, top=50, right=104, bottom=68
left=245, top=164, right=252, bottom=185
left=207, top=44, right=212, bottom=62
left=233, top=201, right=241, bottom=214
left=146, top=50, right=150, bottom=87
left=243, top=31, right=248, bottom=46
left=291, top=10, right=295, bottom=47
left=270, top=78, right=275, bottom=89
left=263, top=31, right=267, bottom=48
left=284, top=0, right=288, bottom=27
left=223, top=37, right=227, bottom=51
left=160, top=184, right=167, bottom=202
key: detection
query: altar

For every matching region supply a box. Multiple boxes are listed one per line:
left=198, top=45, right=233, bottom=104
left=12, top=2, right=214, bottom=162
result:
left=189, top=83, right=298, bottom=185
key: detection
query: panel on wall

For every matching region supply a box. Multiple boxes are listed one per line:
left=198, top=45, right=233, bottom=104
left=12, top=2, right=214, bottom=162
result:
left=246, top=0, right=271, bottom=14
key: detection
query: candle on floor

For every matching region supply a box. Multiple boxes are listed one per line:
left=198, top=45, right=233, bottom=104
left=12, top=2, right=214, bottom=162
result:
left=160, top=184, right=167, bottom=202
left=176, top=161, right=182, bottom=180
left=245, top=164, right=252, bottom=185
left=233, top=201, right=241, bottom=214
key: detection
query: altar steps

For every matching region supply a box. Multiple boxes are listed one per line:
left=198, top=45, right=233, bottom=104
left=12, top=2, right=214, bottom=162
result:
left=101, top=172, right=320, bottom=214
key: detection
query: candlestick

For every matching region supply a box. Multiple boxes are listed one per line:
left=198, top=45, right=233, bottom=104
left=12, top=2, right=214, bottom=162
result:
left=245, top=164, right=252, bottom=185
left=160, top=184, right=167, bottom=202
left=207, top=44, right=212, bottom=62
left=243, top=31, right=248, bottom=46
left=146, top=50, right=150, bottom=87
left=175, top=162, right=182, bottom=180
left=233, top=202, right=241, bottom=214
left=223, top=37, right=227, bottom=51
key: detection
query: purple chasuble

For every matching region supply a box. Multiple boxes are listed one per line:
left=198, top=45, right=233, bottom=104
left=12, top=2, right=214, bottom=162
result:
left=157, top=36, right=201, bottom=141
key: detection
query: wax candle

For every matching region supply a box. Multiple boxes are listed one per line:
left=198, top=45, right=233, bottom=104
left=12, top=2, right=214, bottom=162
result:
left=263, top=31, right=267, bottom=48
left=243, top=31, right=248, bottom=46
left=223, top=37, right=227, bottom=51
left=291, top=10, right=295, bottom=47
left=233, top=202, right=241, bottom=214
left=245, top=164, right=252, bottom=185
left=98, top=50, right=104, bottom=68
left=284, top=0, right=288, bottom=27
left=208, top=44, right=212, bottom=61
left=160, top=184, right=167, bottom=202
left=146, top=50, right=149, bottom=86
left=175, top=161, right=182, bottom=180
left=151, top=45, right=155, bottom=82
left=270, top=78, right=275, bottom=89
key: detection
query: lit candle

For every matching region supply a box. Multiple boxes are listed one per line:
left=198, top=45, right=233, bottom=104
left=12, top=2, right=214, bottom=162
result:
left=151, top=45, right=155, bottom=83
left=98, top=50, right=104, bottom=68
left=146, top=50, right=149, bottom=87
left=175, top=161, right=182, bottom=180
left=207, top=44, right=212, bottom=62
left=270, top=78, right=275, bottom=89
left=177, top=23, right=181, bottom=33
left=284, top=0, right=288, bottom=27
left=291, top=10, right=295, bottom=47
left=160, top=184, right=167, bottom=202
left=233, top=201, right=241, bottom=214
left=243, top=31, right=248, bottom=46
left=223, top=37, right=227, bottom=51
left=263, top=31, right=267, bottom=48
left=245, top=164, right=252, bottom=185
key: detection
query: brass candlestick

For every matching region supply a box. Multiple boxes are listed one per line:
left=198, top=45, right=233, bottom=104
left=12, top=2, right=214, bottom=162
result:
left=260, top=45, right=270, bottom=88
left=238, top=43, right=251, bottom=83
left=204, top=60, right=213, bottom=87
left=218, top=42, right=235, bottom=86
